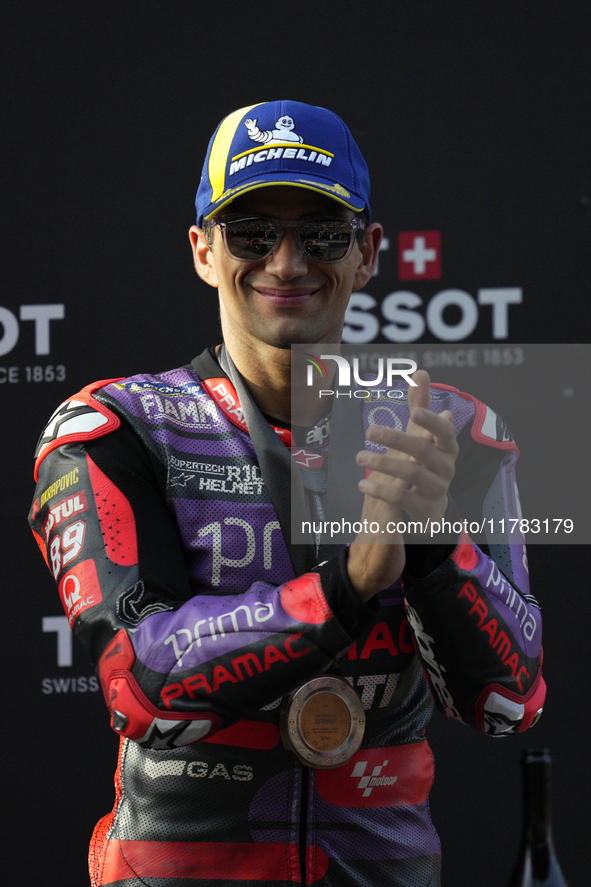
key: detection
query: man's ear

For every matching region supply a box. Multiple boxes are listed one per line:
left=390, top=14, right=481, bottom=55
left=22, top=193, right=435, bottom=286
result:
left=353, top=222, right=383, bottom=291
left=189, top=225, right=219, bottom=288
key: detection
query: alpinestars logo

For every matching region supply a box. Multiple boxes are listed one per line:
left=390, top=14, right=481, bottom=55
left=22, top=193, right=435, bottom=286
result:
left=306, top=417, right=331, bottom=446
left=351, top=759, right=398, bottom=797
left=289, top=448, right=324, bottom=469
left=136, top=716, right=213, bottom=749
left=36, top=399, right=108, bottom=456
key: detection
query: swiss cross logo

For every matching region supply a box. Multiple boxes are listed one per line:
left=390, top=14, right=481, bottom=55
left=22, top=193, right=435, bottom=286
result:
left=398, top=231, right=441, bottom=280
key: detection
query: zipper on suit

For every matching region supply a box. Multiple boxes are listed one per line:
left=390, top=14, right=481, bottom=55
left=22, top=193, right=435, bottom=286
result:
left=299, top=764, right=309, bottom=886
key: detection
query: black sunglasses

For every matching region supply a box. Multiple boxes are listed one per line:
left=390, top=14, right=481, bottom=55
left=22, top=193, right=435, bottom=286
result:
left=207, top=215, right=366, bottom=263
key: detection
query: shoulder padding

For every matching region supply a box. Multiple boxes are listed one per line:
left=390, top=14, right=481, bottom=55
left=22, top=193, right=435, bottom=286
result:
left=431, top=383, right=519, bottom=454
left=34, top=379, right=123, bottom=480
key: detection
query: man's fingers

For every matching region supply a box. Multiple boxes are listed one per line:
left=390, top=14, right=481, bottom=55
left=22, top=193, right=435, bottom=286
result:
left=357, top=452, right=453, bottom=494
left=407, top=408, right=457, bottom=453
left=358, top=476, right=446, bottom=520
left=407, top=369, right=432, bottom=412
left=365, top=416, right=458, bottom=464
left=355, top=374, right=456, bottom=533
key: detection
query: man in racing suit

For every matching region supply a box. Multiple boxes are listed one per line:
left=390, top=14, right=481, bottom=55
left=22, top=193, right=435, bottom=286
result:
left=28, top=100, right=545, bottom=887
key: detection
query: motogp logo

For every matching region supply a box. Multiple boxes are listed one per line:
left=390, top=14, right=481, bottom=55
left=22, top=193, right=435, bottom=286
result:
left=350, top=759, right=398, bottom=797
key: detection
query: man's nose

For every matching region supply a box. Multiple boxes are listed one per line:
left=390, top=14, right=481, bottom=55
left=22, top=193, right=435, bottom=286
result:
left=263, top=230, right=309, bottom=279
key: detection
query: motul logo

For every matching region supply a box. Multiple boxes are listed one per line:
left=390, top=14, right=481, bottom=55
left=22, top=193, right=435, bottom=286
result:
left=42, top=491, right=88, bottom=541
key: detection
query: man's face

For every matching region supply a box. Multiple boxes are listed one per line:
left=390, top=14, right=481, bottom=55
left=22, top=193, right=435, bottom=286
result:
left=191, top=186, right=382, bottom=350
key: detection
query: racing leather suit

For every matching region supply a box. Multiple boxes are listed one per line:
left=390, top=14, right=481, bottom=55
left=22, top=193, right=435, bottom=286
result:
left=28, top=347, right=545, bottom=887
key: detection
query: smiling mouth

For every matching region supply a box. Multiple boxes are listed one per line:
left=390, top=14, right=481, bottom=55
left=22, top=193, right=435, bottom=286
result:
left=253, top=287, right=320, bottom=299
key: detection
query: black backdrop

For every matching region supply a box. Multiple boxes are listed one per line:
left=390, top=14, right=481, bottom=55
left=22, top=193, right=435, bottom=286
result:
left=3, top=3, right=590, bottom=885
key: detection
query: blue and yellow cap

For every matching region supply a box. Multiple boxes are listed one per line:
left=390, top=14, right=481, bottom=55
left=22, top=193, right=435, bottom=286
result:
left=195, top=100, right=371, bottom=226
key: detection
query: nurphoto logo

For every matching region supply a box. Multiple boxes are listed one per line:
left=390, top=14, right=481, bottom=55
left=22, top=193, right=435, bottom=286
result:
left=304, top=354, right=418, bottom=397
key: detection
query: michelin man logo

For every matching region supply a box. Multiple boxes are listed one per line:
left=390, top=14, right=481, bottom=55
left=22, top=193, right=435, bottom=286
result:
left=245, top=115, right=304, bottom=145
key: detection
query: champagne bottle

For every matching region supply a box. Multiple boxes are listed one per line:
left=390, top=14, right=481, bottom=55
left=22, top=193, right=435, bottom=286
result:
left=507, top=749, right=570, bottom=886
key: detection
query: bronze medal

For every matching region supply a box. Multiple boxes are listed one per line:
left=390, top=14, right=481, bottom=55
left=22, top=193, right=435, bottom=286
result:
left=280, top=676, right=365, bottom=769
